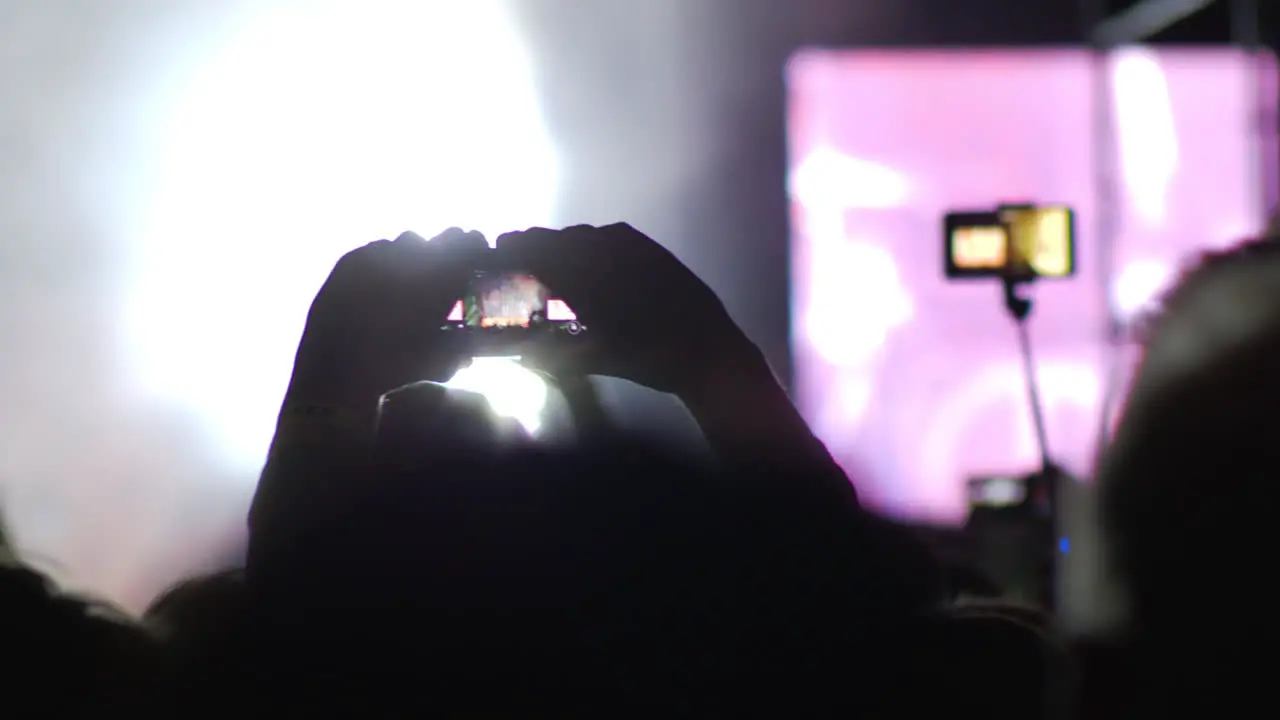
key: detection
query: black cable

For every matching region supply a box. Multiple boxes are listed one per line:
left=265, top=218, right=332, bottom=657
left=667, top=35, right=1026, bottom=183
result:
left=999, top=276, right=1065, bottom=720
left=1016, top=311, right=1052, bottom=473
left=1002, top=277, right=1052, bottom=472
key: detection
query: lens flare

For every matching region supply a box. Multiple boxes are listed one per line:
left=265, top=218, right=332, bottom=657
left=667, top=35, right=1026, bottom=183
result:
left=442, top=357, right=548, bottom=435
left=121, top=0, right=558, bottom=471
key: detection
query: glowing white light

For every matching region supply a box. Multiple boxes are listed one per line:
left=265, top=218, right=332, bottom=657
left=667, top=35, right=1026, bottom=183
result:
left=1112, top=260, right=1174, bottom=322
left=789, top=147, right=912, bottom=210
left=1112, top=48, right=1178, bottom=225
left=804, top=242, right=913, bottom=366
left=442, top=357, right=547, bottom=434
left=835, top=375, right=874, bottom=422
left=121, top=0, right=558, bottom=471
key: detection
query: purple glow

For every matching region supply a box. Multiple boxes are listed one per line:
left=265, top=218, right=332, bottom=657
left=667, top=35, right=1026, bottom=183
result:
left=786, top=48, right=1278, bottom=524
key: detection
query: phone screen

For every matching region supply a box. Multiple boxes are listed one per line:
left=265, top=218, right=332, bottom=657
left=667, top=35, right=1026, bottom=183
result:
left=469, top=273, right=548, bottom=328
left=444, top=273, right=578, bottom=328
left=1001, top=206, right=1074, bottom=278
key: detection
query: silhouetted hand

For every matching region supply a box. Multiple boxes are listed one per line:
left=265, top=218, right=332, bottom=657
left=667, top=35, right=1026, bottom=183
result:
left=285, top=228, right=487, bottom=410
left=496, top=223, right=759, bottom=395
left=250, top=229, right=486, bottom=569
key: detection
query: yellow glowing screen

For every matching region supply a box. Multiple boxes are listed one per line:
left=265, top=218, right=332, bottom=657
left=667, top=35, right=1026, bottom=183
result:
left=951, top=225, right=1008, bottom=270
left=1002, top=206, right=1073, bottom=277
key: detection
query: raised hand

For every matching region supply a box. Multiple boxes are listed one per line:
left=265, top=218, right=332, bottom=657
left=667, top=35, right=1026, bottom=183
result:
left=495, top=223, right=759, bottom=396
left=285, top=228, right=488, bottom=412
left=249, top=228, right=487, bottom=572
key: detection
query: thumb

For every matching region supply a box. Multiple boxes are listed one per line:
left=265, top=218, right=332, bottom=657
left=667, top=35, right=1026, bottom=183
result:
left=427, top=227, right=489, bottom=252
left=520, top=338, right=601, bottom=381
left=496, top=227, right=575, bottom=286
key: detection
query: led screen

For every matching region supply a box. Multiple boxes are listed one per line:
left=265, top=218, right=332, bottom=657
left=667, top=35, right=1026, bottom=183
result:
left=787, top=48, right=1278, bottom=524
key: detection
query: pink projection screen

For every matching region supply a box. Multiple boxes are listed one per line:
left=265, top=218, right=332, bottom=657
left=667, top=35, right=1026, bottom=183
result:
left=786, top=48, right=1278, bottom=525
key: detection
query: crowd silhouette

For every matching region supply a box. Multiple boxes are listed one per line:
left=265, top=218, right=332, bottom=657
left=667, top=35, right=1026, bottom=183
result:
left=1, top=221, right=1271, bottom=715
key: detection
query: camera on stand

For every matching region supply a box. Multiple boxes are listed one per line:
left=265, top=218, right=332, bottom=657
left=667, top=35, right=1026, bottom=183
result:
left=944, top=204, right=1076, bottom=281
left=943, top=202, right=1077, bottom=610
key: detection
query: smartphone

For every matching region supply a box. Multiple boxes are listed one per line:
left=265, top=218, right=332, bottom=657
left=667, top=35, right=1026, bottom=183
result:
left=944, top=206, right=1075, bottom=279
left=444, top=272, right=579, bottom=329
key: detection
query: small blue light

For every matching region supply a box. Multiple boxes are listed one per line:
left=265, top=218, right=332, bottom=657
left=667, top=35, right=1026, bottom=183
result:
left=1058, top=536, right=1070, bottom=554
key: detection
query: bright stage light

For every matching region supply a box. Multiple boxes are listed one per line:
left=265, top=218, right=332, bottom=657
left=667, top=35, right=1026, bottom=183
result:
left=442, top=357, right=548, bottom=435
left=121, top=0, right=558, bottom=472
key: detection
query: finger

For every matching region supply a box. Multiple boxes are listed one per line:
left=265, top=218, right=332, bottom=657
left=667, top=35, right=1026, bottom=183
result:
left=553, top=225, right=612, bottom=304
left=599, top=222, right=676, bottom=263
left=558, top=224, right=606, bottom=265
left=378, top=381, right=505, bottom=451
left=426, top=227, right=467, bottom=243
left=600, top=221, right=639, bottom=234
left=520, top=337, right=600, bottom=379
left=412, top=258, right=478, bottom=321
left=371, top=231, right=476, bottom=323
left=315, top=240, right=395, bottom=301
left=386, top=227, right=472, bottom=268
left=435, top=228, right=489, bottom=254
left=497, top=227, right=559, bottom=281
left=334, top=238, right=393, bottom=267
left=394, top=230, right=428, bottom=243
left=494, top=226, right=559, bottom=255
left=417, top=228, right=488, bottom=274
left=500, top=227, right=589, bottom=294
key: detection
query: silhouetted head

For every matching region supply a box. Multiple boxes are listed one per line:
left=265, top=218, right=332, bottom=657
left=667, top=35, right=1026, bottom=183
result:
left=1, top=561, right=161, bottom=713
left=145, top=567, right=246, bottom=649
left=1099, top=235, right=1280, bottom=711
left=247, top=438, right=924, bottom=712
left=237, top=368, right=944, bottom=712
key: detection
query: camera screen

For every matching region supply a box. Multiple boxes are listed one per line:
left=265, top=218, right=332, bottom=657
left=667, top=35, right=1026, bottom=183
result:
left=469, top=273, right=548, bottom=328
left=951, top=225, right=1008, bottom=271
left=443, top=273, right=579, bottom=328
left=1001, top=206, right=1074, bottom=278
left=944, top=207, right=1075, bottom=279
left=945, top=211, right=1007, bottom=278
